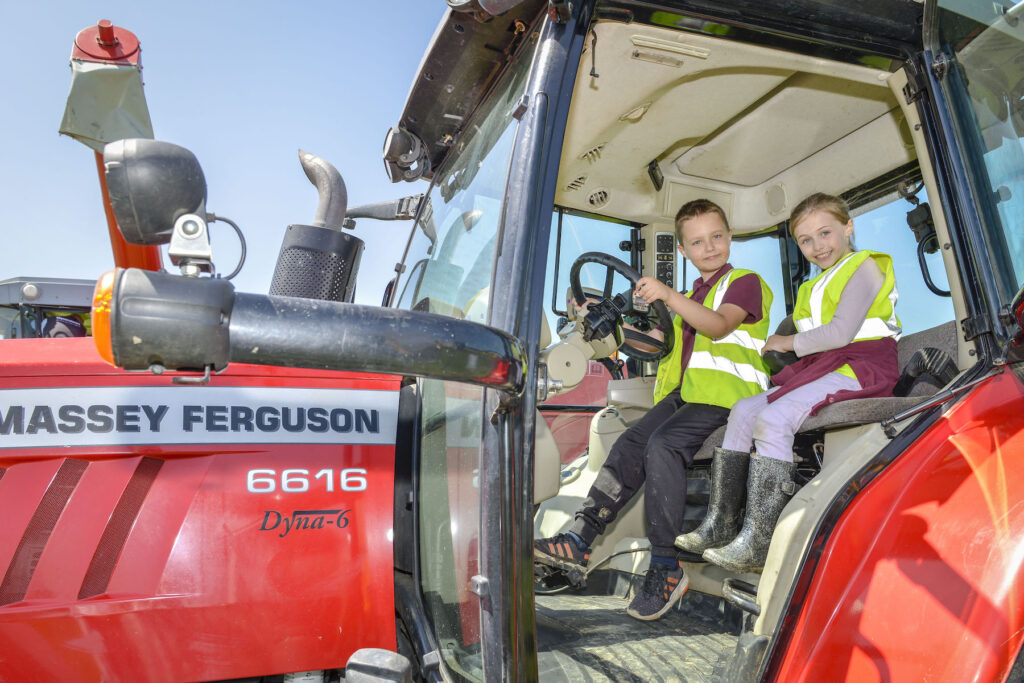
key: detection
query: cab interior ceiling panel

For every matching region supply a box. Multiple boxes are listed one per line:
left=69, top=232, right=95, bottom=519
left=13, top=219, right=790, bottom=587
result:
left=554, top=19, right=916, bottom=232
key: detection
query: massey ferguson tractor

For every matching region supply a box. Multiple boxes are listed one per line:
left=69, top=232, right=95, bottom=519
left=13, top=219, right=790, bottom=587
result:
left=3, top=1, right=1024, bottom=681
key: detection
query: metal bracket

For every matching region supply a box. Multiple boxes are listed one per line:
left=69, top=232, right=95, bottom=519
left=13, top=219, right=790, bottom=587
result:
left=902, top=81, right=922, bottom=105
left=961, top=314, right=992, bottom=340
left=169, top=364, right=228, bottom=386
left=168, top=213, right=215, bottom=277
left=469, top=574, right=489, bottom=598
left=512, top=94, right=530, bottom=120
left=931, top=53, right=950, bottom=80
left=901, top=58, right=925, bottom=105
left=489, top=392, right=520, bottom=425
left=548, top=0, right=571, bottom=23
left=422, top=650, right=442, bottom=671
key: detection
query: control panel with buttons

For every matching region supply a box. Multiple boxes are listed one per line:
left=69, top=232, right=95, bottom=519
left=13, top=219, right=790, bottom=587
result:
left=654, top=231, right=675, bottom=287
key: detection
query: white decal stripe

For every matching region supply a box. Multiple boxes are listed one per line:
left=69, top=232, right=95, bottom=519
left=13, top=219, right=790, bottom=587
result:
left=688, top=351, right=769, bottom=389
left=0, top=386, right=400, bottom=450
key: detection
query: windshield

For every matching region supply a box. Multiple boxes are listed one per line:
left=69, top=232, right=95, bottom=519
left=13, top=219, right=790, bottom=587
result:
left=394, top=32, right=539, bottom=325
left=933, top=0, right=1024, bottom=302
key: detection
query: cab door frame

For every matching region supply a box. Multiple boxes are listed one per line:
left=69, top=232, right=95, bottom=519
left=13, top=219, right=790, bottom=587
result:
left=480, top=4, right=595, bottom=679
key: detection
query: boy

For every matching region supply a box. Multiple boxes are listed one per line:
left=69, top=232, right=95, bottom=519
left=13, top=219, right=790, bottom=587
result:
left=534, top=199, right=772, bottom=620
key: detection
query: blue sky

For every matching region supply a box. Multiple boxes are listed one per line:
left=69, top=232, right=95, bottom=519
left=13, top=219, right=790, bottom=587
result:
left=2, top=2, right=956, bottom=336
left=1, top=2, right=444, bottom=305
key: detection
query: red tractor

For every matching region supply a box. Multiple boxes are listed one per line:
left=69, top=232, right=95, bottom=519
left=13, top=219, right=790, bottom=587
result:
left=4, top=1, right=1024, bottom=681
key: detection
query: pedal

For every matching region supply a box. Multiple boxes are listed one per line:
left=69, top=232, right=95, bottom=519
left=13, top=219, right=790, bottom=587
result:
left=533, top=562, right=587, bottom=591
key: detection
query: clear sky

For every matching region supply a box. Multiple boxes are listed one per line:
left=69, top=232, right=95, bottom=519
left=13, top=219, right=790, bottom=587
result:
left=1, top=2, right=444, bottom=305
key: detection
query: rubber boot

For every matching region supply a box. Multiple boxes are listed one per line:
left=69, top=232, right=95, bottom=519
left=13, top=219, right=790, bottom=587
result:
left=675, top=447, right=750, bottom=553
left=702, top=454, right=796, bottom=573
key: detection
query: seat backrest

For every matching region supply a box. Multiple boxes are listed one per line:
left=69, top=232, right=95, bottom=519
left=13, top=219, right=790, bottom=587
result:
left=896, top=320, right=957, bottom=369
left=775, top=315, right=797, bottom=336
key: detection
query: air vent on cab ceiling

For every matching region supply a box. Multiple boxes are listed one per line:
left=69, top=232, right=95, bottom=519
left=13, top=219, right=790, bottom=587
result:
left=565, top=175, right=587, bottom=191
left=587, top=189, right=609, bottom=208
left=579, top=144, right=605, bottom=163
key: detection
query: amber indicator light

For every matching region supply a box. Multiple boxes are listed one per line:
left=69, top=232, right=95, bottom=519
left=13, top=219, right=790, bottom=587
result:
left=92, top=269, right=117, bottom=365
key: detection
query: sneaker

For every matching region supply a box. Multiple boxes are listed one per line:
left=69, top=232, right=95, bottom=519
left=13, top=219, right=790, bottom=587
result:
left=625, top=560, right=689, bottom=621
left=533, top=533, right=590, bottom=575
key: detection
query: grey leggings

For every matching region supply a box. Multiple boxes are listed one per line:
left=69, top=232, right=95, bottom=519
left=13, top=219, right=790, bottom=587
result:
left=721, top=371, right=861, bottom=461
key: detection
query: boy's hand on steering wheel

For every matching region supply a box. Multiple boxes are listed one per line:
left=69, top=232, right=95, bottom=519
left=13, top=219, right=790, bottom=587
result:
left=635, top=277, right=672, bottom=305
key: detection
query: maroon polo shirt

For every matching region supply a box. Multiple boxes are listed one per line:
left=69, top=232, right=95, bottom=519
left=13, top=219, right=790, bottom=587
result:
left=678, top=264, right=765, bottom=373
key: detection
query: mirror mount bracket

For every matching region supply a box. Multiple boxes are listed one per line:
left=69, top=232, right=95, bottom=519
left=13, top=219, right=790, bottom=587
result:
left=169, top=212, right=215, bottom=277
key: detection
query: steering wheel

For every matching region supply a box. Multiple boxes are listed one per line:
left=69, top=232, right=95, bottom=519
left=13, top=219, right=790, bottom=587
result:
left=568, top=252, right=674, bottom=361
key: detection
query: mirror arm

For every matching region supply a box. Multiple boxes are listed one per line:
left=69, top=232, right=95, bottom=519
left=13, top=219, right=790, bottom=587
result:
left=346, top=195, right=423, bottom=223
left=229, top=293, right=525, bottom=392
left=105, top=269, right=525, bottom=394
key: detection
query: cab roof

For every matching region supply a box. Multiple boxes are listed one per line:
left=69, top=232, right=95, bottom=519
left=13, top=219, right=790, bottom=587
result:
left=398, top=0, right=923, bottom=183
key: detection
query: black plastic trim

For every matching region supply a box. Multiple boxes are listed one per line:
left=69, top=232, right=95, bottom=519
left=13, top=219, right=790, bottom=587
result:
left=397, top=0, right=549, bottom=179
left=537, top=404, right=604, bottom=413
left=392, top=382, right=445, bottom=682
left=599, top=0, right=920, bottom=62
left=482, top=3, right=595, bottom=679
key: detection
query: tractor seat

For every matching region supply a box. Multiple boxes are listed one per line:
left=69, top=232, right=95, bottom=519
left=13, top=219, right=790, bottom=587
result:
left=692, top=319, right=958, bottom=462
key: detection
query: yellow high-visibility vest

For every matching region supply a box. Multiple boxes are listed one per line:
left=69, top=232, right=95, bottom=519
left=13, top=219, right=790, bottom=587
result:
left=653, top=269, right=772, bottom=409
left=792, top=250, right=900, bottom=379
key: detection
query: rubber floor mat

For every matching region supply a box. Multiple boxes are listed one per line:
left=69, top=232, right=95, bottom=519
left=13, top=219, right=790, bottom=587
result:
left=536, top=592, right=739, bottom=681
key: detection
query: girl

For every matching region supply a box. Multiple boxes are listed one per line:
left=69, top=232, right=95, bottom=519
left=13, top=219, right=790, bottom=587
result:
left=676, top=192, right=900, bottom=572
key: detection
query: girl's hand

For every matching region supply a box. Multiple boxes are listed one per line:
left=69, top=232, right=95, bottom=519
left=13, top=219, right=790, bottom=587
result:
left=635, top=277, right=672, bottom=304
left=762, top=334, right=795, bottom=355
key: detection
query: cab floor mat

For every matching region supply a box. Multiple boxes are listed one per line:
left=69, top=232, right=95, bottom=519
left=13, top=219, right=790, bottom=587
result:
left=535, top=592, right=740, bottom=682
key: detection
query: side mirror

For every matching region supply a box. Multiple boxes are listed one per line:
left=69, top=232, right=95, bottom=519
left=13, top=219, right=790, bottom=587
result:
left=103, top=139, right=207, bottom=245
left=382, top=126, right=429, bottom=183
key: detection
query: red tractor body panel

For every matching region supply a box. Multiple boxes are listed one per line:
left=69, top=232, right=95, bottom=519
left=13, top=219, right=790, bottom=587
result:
left=0, top=338, right=400, bottom=681
left=771, top=367, right=1024, bottom=681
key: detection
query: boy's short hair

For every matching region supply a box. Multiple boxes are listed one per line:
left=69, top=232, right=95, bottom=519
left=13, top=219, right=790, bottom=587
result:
left=674, top=199, right=730, bottom=242
left=789, top=192, right=850, bottom=237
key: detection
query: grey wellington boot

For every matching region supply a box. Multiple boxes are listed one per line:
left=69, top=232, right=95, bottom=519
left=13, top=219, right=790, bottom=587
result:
left=702, top=454, right=797, bottom=573
left=675, top=447, right=750, bottom=553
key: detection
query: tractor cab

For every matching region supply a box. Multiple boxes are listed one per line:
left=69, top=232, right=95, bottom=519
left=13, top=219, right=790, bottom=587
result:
left=380, top=0, right=1023, bottom=679
left=86, top=0, right=1024, bottom=680
left=0, top=277, right=93, bottom=339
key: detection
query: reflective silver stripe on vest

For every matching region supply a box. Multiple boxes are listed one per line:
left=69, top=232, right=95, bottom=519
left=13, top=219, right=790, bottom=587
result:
left=688, top=350, right=770, bottom=389
left=710, top=271, right=767, bottom=352
left=711, top=271, right=735, bottom=309
left=862, top=279, right=901, bottom=341
left=800, top=252, right=900, bottom=341
left=807, top=252, right=858, bottom=326
left=717, top=329, right=767, bottom=353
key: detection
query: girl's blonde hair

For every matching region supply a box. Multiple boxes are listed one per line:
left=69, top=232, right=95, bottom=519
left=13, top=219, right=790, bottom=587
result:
left=789, top=193, right=851, bottom=238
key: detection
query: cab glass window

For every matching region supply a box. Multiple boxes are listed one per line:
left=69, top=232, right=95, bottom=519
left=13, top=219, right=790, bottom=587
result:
left=934, top=0, right=1024, bottom=300
left=394, top=32, right=539, bottom=324
left=544, top=211, right=636, bottom=336
left=404, top=26, right=541, bottom=683
left=850, top=194, right=954, bottom=334
left=729, top=233, right=786, bottom=331
left=0, top=307, right=21, bottom=339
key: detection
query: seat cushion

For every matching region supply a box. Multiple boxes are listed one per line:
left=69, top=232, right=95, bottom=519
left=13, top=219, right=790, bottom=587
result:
left=690, top=321, right=958, bottom=463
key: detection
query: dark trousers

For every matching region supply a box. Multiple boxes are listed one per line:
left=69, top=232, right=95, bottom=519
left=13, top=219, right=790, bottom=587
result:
left=570, top=393, right=729, bottom=558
